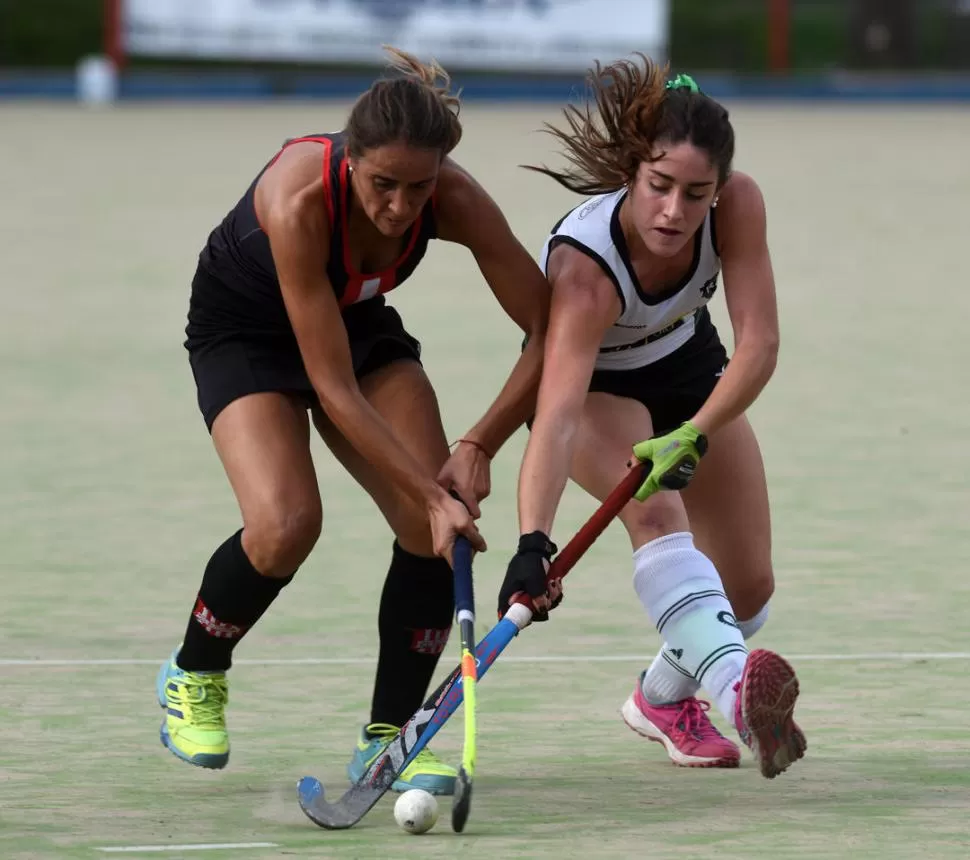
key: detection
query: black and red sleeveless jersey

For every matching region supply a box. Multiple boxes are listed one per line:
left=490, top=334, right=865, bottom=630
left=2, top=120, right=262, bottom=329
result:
left=194, top=131, right=437, bottom=336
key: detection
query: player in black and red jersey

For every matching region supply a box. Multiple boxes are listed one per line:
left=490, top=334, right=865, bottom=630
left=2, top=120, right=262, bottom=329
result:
left=156, top=48, right=549, bottom=795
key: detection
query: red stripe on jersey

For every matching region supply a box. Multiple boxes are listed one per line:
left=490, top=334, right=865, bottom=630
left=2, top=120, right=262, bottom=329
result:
left=337, top=156, right=425, bottom=307
left=253, top=135, right=334, bottom=234
left=341, top=274, right=365, bottom=306
left=318, top=137, right=335, bottom=226
left=338, top=159, right=363, bottom=305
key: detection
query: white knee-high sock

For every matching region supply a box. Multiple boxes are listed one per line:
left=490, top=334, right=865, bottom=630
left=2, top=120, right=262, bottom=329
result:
left=640, top=646, right=702, bottom=706
left=642, top=599, right=770, bottom=706
left=633, top=532, right=746, bottom=723
left=640, top=603, right=769, bottom=705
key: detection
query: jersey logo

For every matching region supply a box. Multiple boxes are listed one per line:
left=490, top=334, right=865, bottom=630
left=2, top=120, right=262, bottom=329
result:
left=577, top=197, right=606, bottom=220
left=700, top=274, right=719, bottom=299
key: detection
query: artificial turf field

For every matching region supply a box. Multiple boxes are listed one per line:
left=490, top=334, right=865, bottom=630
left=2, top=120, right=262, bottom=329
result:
left=2, top=101, right=969, bottom=858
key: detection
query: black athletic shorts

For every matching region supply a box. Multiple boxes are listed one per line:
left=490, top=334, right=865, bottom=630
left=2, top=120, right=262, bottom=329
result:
left=184, top=265, right=422, bottom=431
left=587, top=308, right=728, bottom=435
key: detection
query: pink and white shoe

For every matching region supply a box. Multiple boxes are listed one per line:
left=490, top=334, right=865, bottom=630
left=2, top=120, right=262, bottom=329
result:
left=734, top=649, right=807, bottom=778
left=622, top=676, right=740, bottom=768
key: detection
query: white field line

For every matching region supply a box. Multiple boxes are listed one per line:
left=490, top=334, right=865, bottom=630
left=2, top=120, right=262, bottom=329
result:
left=97, top=843, right=279, bottom=854
left=3, top=652, right=969, bottom=668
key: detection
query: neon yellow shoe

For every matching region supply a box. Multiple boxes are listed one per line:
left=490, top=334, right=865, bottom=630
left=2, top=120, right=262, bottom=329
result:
left=156, top=651, right=230, bottom=769
left=346, top=723, right=457, bottom=795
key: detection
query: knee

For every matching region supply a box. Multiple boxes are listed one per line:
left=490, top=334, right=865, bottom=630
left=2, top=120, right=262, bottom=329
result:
left=243, top=502, right=322, bottom=577
left=621, top=495, right=690, bottom=546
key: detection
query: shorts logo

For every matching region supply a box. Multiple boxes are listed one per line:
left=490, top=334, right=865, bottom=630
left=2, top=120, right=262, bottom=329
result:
left=410, top=627, right=451, bottom=656
left=717, top=610, right=739, bottom=629
left=193, top=598, right=247, bottom=640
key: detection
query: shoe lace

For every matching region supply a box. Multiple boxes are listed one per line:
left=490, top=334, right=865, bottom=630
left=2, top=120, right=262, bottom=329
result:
left=365, top=723, right=443, bottom=767
left=409, top=746, right=444, bottom=767
left=176, top=673, right=228, bottom=728
left=673, top=698, right=723, bottom=741
left=365, top=723, right=401, bottom=741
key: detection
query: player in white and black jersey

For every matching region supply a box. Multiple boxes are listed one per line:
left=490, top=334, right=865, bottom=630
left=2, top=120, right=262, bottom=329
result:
left=499, top=57, right=806, bottom=779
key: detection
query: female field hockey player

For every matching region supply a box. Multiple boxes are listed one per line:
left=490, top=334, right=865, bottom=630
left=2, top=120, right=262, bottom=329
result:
left=499, top=57, right=806, bottom=777
left=157, top=47, right=550, bottom=795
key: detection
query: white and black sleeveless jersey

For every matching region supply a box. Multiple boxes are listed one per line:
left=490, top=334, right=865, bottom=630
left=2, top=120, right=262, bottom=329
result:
left=539, top=188, right=721, bottom=371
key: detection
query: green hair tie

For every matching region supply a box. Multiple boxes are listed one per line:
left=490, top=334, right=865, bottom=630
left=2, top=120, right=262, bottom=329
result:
left=666, top=73, right=700, bottom=93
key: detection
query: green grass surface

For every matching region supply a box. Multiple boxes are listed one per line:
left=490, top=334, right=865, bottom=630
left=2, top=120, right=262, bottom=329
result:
left=1, top=102, right=968, bottom=858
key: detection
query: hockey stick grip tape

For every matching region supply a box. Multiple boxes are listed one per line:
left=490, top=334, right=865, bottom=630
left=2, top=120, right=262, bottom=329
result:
left=452, top=536, right=475, bottom=617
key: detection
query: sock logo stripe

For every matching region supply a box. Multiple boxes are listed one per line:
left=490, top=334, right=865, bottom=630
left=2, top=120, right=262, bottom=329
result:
left=192, top=598, right=248, bottom=640
left=695, top=644, right=749, bottom=683
left=409, top=627, right=451, bottom=656
left=656, top=590, right=728, bottom=633
left=660, top=649, right=697, bottom=679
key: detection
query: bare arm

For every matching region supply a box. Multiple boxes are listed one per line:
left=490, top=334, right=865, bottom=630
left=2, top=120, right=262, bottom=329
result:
left=517, top=246, right=620, bottom=536
left=255, top=148, right=477, bottom=553
left=690, top=172, right=780, bottom=436
left=436, top=163, right=551, bottom=458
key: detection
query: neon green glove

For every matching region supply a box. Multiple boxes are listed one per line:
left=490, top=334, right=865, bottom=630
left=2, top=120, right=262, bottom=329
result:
left=631, top=422, right=709, bottom=501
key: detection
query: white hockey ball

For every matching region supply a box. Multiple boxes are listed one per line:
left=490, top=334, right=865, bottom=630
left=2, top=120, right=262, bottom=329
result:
left=393, top=788, right=439, bottom=834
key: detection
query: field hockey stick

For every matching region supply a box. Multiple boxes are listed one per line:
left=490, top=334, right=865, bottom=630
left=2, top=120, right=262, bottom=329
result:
left=494, top=456, right=651, bottom=627
left=450, top=536, right=477, bottom=833
left=297, top=458, right=651, bottom=830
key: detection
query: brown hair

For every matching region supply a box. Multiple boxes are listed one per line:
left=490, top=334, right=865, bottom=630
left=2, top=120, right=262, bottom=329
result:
left=346, top=46, right=463, bottom=158
left=526, top=53, right=734, bottom=194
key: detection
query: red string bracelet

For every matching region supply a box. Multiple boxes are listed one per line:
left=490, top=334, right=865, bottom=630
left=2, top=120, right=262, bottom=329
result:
left=455, top=438, right=494, bottom=460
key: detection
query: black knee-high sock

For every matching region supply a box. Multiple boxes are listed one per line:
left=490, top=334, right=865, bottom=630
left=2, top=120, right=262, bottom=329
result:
left=177, top=529, right=294, bottom=672
left=370, top=541, right=455, bottom=728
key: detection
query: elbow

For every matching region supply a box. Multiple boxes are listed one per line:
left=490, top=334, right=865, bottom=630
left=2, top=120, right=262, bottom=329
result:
left=525, top=326, right=547, bottom=359
left=520, top=328, right=547, bottom=374
left=525, top=284, right=551, bottom=341
left=530, top=303, right=550, bottom=339
left=531, top=391, right=583, bottom=447
left=531, top=406, right=581, bottom=459
left=750, top=333, right=779, bottom=382
left=763, top=332, right=780, bottom=375
left=736, top=326, right=779, bottom=372
left=311, top=379, right=361, bottom=427
left=521, top=309, right=548, bottom=350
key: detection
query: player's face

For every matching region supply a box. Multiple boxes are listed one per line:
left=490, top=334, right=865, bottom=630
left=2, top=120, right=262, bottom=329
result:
left=628, top=141, right=719, bottom=257
left=350, top=143, right=441, bottom=237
